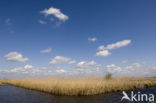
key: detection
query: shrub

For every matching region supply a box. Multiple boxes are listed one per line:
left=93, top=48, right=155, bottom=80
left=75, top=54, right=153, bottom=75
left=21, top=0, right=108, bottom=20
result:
left=105, top=73, right=112, bottom=80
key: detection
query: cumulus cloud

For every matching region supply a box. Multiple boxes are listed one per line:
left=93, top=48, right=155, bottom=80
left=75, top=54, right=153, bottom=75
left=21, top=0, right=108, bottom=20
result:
left=98, top=45, right=105, bottom=51
left=98, top=40, right=131, bottom=50
left=4, top=52, right=29, bottom=62
left=0, top=65, right=98, bottom=78
left=24, top=64, right=33, bottom=69
left=0, top=65, right=49, bottom=78
left=39, top=20, right=47, bottom=24
left=88, top=37, right=97, bottom=42
left=1, top=62, right=156, bottom=78
left=125, top=62, right=142, bottom=71
left=41, top=6, right=69, bottom=22
left=68, top=60, right=76, bottom=64
left=106, top=40, right=131, bottom=50
left=76, top=60, right=97, bottom=68
left=2, top=65, right=34, bottom=74
left=49, top=56, right=70, bottom=65
left=56, top=69, right=66, bottom=73
left=131, top=62, right=142, bottom=68
left=96, top=40, right=131, bottom=57
left=40, top=48, right=52, bottom=53
left=105, top=64, right=121, bottom=73
left=96, top=50, right=111, bottom=56
left=104, top=62, right=155, bottom=77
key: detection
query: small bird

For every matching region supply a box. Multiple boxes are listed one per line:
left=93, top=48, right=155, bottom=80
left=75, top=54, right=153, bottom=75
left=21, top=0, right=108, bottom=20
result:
left=121, top=91, right=131, bottom=101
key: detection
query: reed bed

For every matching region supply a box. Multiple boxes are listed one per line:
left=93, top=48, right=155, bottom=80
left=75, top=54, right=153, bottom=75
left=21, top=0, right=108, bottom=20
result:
left=0, top=80, right=3, bottom=85
left=1, top=77, right=156, bottom=96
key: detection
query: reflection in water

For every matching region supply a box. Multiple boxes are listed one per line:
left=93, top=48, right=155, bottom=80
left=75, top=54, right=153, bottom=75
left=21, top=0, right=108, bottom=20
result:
left=0, top=85, right=156, bottom=103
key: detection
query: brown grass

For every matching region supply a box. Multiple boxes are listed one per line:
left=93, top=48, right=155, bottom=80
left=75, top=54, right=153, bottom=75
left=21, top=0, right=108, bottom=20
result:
left=1, top=77, right=156, bottom=96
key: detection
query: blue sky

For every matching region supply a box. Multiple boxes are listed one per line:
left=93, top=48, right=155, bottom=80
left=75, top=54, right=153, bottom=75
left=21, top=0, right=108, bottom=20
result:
left=0, top=0, right=156, bottom=78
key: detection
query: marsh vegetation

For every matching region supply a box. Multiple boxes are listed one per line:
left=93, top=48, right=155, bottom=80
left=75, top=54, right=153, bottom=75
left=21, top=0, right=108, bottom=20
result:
left=1, top=77, right=156, bottom=96
left=0, top=80, right=3, bottom=85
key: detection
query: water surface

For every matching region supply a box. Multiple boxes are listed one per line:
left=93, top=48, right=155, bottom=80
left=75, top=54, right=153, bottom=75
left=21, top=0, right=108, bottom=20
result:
left=0, top=85, right=156, bottom=103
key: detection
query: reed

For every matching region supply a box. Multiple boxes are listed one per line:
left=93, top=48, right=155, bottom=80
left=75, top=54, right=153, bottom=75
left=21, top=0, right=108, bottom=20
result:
left=0, top=80, right=3, bottom=85
left=2, top=77, right=156, bottom=96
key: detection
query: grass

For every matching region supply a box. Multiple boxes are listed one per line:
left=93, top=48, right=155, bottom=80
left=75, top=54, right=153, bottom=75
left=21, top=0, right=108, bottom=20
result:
left=1, top=77, right=156, bottom=96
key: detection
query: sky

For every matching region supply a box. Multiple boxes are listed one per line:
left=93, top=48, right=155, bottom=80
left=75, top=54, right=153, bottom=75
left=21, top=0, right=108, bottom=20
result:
left=0, top=0, right=156, bottom=78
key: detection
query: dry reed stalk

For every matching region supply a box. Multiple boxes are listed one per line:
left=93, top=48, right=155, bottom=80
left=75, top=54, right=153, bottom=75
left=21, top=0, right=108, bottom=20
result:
left=2, top=77, right=156, bottom=96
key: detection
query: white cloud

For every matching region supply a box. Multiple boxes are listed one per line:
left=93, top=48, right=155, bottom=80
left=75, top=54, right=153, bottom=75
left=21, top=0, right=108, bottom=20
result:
left=68, top=60, right=76, bottom=64
left=125, top=62, right=142, bottom=71
left=76, top=60, right=97, bottom=68
left=105, top=64, right=121, bottom=73
left=98, top=45, right=105, bottom=51
left=88, top=37, right=97, bottom=42
left=56, top=69, right=66, bottom=73
left=1, top=62, right=156, bottom=78
left=105, top=64, right=116, bottom=68
left=39, top=20, right=47, bottom=24
left=131, top=62, right=142, bottom=68
left=96, top=40, right=131, bottom=57
left=99, top=40, right=131, bottom=50
left=4, top=52, right=29, bottom=62
left=96, top=50, right=111, bottom=56
left=40, top=48, right=52, bottom=53
left=0, top=65, right=48, bottom=78
left=49, top=56, right=70, bottom=65
left=104, top=62, right=151, bottom=77
left=24, top=64, right=33, bottom=69
left=41, top=6, right=69, bottom=22
left=106, top=40, right=131, bottom=50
